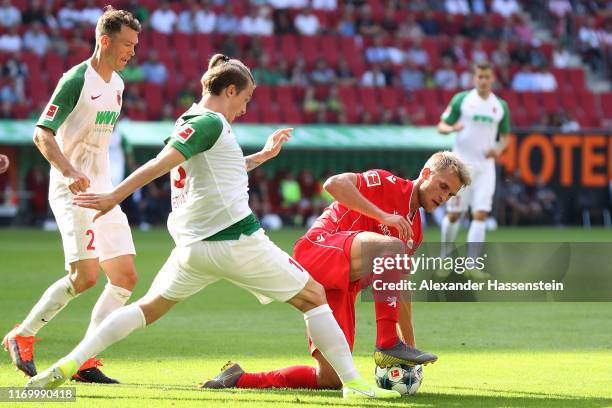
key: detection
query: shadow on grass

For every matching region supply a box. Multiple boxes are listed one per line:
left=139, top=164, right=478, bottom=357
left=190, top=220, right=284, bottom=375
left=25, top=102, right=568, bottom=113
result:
left=75, top=384, right=612, bottom=407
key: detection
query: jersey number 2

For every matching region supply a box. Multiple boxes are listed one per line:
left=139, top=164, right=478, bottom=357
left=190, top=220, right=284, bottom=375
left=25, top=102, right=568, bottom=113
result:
left=86, top=229, right=95, bottom=251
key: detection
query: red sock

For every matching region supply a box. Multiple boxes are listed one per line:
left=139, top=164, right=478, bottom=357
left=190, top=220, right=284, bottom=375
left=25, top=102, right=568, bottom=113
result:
left=375, top=300, right=400, bottom=349
left=236, top=365, right=318, bottom=389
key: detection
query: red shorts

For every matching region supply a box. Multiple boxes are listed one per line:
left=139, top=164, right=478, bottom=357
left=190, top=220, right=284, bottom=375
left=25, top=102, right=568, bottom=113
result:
left=294, top=228, right=362, bottom=354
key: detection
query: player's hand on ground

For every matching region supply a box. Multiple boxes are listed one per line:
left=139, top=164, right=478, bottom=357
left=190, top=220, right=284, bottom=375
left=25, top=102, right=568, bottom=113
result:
left=73, top=193, right=117, bottom=221
left=261, top=128, right=292, bottom=161
left=0, top=154, right=9, bottom=174
left=379, top=212, right=412, bottom=242
left=65, top=168, right=90, bottom=194
left=452, top=122, right=464, bottom=132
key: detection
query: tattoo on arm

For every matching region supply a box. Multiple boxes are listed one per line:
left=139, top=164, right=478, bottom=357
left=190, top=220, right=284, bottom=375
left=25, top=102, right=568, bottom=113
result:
left=245, top=156, right=263, bottom=172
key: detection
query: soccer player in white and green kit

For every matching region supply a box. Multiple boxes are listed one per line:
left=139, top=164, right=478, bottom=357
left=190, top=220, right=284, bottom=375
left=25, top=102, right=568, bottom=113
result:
left=27, top=54, right=401, bottom=400
left=437, top=62, right=511, bottom=277
left=3, top=7, right=141, bottom=383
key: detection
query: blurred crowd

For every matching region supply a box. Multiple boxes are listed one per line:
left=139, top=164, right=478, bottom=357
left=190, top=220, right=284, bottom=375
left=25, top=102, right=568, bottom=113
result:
left=0, top=0, right=608, bottom=126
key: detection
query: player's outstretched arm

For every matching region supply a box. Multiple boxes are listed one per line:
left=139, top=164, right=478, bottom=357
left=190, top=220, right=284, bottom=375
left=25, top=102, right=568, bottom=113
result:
left=324, top=173, right=412, bottom=241
left=33, top=126, right=90, bottom=194
left=245, top=128, right=292, bottom=171
left=437, top=120, right=463, bottom=135
left=74, top=145, right=185, bottom=220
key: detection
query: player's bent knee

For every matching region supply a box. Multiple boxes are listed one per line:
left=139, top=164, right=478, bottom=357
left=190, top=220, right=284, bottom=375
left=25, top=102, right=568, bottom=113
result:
left=304, top=278, right=327, bottom=307
left=447, top=213, right=461, bottom=223
left=473, top=211, right=488, bottom=221
left=70, top=273, right=98, bottom=293
left=113, top=268, right=138, bottom=291
left=288, top=278, right=327, bottom=312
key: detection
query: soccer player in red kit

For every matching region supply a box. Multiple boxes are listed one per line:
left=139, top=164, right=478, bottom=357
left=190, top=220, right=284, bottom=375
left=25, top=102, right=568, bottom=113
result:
left=202, top=151, right=471, bottom=390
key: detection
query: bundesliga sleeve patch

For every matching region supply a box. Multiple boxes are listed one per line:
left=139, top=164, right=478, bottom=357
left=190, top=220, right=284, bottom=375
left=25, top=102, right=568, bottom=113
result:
left=364, top=170, right=381, bottom=187
left=44, top=104, right=59, bottom=121
left=175, top=125, right=195, bottom=143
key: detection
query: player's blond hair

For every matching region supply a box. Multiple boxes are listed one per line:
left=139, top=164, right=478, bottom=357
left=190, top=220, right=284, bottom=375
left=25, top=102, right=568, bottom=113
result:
left=424, top=151, right=472, bottom=187
left=202, top=54, right=255, bottom=96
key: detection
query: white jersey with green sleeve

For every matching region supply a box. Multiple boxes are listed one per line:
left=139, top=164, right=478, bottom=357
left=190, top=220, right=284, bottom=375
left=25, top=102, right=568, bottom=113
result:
left=165, top=104, right=258, bottom=247
left=37, top=60, right=124, bottom=193
left=441, top=89, right=510, bottom=167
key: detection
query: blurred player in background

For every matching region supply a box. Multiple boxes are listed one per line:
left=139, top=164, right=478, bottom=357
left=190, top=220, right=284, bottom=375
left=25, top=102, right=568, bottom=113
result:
left=202, top=152, right=470, bottom=390
left=3, top=7, right=141, bottom=384
left=437, top=62, right=510, bottom=278
left=28, top=54, right=401, bottom=400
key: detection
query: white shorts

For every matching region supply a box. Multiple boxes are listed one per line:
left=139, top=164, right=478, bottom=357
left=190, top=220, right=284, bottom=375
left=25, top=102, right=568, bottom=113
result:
left=49, top=186, right=136, bottom=271
left=446, top=165, right=496, bottom=214
left=147, top=229, right=310, bottom=304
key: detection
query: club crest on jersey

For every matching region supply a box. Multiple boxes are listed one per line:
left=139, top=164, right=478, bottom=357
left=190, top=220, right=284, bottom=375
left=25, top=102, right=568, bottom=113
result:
left=176, top=125, right=195, bottom=143
left=44, top=104, right=58, bottom=120
left=386, top=175, right=397, bottom=184
left=365, top=170, right=381, bottom=187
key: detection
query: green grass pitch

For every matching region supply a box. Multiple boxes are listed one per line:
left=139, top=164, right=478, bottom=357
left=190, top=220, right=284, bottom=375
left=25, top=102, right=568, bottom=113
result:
left=0, top=227, right=611, bottom=407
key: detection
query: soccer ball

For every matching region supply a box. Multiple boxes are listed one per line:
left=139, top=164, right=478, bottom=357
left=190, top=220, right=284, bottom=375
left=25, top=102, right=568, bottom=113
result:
left=375, top=364, right=423, bottom=396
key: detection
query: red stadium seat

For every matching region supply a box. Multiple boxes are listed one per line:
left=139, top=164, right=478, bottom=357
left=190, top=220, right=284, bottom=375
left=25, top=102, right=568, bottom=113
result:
left=414, top=89, right=440, bottom=117
left=27, top=77, right=50, bottom=104
left=300, top=36, right=320, bottom=69
left=172, top=32, right=194, bottom=57
left=281, top=106, right=304, bottom=124
left=566, top=68, right=586, bottom=92
left=559, top=90, right=578, bottom=113
left=320, top=35, right=340, bottom=68
left=254, top=85, right=273, bottom=106
left=550, top=68, right=569, bottom=92
left=261, top=106, right=282, bottom=123
left=275, top=86, right=295, bottom=107
left=378, top=87, right=399, bottom=111
left=280, top=35, right=299, bottom=67
left=358, top=87, right=380, bottom=119
left=337, top=85, right=359, bottom=123
left=43, top=53, right=66, bottom=85
left=142, top=83, right=164, bottom=120
left=21, top=52, right=41, bottom=79
left=520, top=92, right=541, bottom=122
left=577, top=92, right=599, bottom=124
left=194, top=34, right=214, bottom=63
left=239, top=104, right=260, bottom=123
left=540, top=92, right=559, bottom=114
left=599, top=92, right=612, bottom=119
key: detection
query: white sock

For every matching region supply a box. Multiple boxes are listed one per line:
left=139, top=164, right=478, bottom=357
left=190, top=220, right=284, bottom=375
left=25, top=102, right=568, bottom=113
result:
left=85, top=283, right=132, bottom=338
left=467, top=220, right=486, bottom=259
left=68, top=303, right=146, bottom=367
left=16, top=276, right=78, bottom=337
left=304, top=304, right=359, bottom=384
left=441, top=216, right=460, bottom=257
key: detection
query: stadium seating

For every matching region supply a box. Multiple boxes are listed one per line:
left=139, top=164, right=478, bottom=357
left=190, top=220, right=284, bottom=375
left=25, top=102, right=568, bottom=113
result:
left=0, top=1, right=606, bottom=127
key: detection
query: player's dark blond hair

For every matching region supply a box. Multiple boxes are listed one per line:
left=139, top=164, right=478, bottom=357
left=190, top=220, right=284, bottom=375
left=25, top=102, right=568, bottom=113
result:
left=95, top=6, right=141, bottom=41
left=473, top=61, right=493, bottom=72
left=424, top=151, right=472, bottom=187
left=202, top=54, right=255, bottom=96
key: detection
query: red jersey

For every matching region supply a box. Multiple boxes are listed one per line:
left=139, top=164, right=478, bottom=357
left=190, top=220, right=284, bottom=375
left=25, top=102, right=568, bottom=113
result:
left=310, top=169, right=423, bottom=251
